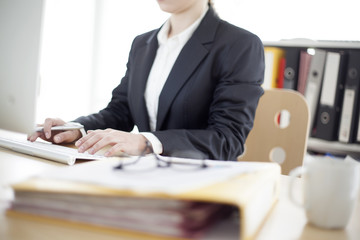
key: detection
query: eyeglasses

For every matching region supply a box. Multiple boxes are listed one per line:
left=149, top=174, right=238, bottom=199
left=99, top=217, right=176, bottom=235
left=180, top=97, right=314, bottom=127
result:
left=113, top=141, right=208, bottom=172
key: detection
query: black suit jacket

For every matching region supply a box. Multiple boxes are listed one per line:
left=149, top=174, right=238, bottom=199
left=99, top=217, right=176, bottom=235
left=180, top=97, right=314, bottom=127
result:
left=75, top=7, right=265, bottom=160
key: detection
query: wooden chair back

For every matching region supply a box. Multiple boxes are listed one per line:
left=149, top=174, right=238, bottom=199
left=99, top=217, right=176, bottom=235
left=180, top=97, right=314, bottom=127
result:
left=238, top=89, right=310, bottom=175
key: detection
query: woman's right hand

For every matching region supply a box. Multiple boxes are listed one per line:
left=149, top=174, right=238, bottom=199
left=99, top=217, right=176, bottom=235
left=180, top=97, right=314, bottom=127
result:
left=27, top=118, right=82, bottom=144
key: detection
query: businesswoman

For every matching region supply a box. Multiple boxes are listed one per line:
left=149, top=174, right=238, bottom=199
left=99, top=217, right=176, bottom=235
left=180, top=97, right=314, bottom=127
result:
left=30, top=0, right=265, bottom=161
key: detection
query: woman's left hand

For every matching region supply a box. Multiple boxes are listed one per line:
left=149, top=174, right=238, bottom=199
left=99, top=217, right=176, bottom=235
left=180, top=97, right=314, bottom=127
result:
left=75, top=129, right=149, bottom=157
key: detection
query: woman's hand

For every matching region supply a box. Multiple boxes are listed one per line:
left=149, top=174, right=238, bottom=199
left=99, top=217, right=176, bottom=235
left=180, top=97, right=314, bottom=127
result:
left=75, top=129, right=149, bottom=157
left=27, top=118, right=82, bottom=144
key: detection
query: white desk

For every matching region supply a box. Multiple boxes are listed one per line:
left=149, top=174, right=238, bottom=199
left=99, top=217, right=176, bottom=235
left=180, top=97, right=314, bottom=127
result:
left=0, top=132, right=359, bottom=240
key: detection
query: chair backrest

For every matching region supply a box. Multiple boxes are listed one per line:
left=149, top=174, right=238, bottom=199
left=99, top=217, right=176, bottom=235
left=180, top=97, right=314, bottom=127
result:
left=238, top=89, right=310, bottom=175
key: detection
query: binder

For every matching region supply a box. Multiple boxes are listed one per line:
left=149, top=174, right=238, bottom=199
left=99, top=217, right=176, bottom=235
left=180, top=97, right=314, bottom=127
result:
left=7, top=158, right=281, bottom=240
left=263, top=47, right=285, bottom=89
left=297, top=50, right=312, bottom=95
left=304, top=49, right=327, bottom=136
left=283, top=48, right=301, bottom=90
left=276, top=56, right=286, bottom=88
left=314, top=51, right=347, bottom=140
left=338, top=50, right=360, bottom=143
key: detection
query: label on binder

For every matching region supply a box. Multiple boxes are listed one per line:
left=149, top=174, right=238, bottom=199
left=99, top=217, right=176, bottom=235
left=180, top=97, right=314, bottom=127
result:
left=339, top=89, right=355, bottom=142
left=320, top=52, right=341, bottom=106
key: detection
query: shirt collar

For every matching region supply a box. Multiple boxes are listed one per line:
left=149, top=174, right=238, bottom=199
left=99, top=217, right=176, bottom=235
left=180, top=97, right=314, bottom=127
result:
left=157, top=5, right=209, bottom=46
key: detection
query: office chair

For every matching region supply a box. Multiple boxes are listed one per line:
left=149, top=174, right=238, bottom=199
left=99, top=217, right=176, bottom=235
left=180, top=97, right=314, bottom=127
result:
left=238, top=89, right=310, bottom=175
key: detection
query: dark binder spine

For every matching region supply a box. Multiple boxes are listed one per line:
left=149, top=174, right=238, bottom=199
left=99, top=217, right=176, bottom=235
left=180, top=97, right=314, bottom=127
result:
left=314, top=51, right=347, bottom=141
left=304, top=49, right=327, bottom=137
left=338, top=50, right=360, bottom=143
left=283, top=48, right=301, bottom=90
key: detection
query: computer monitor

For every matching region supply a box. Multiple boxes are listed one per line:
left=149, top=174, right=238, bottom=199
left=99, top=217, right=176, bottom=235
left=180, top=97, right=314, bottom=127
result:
left=0, top=0, right=45, bottom=135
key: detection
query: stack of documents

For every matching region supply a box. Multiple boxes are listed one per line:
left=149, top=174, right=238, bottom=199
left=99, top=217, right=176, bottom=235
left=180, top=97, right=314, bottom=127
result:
left=8, top=157, right=281, bottom=240
left=11, top=192, right=233, bottom=238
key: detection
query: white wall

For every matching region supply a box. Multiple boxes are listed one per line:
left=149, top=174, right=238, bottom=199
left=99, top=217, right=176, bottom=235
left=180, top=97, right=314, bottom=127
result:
left=38, top=0, right=96, bottom=121
left=215, top=0, right=360, bottom=41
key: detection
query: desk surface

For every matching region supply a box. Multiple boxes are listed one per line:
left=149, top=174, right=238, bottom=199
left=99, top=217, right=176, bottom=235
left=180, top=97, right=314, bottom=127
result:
left=0, top=131, right=359, bottom=240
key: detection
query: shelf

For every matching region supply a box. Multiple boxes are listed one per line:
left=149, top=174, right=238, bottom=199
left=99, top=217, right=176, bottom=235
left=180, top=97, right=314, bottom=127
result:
left=263, top=39, right=360, bottom=158
left=263, top=39, right=360, bottom=49
left=307, top=138, right=360, bottom=158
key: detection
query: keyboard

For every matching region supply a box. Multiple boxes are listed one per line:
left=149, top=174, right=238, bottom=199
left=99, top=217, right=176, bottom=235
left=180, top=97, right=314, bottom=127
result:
left=0, top=137, right=106, bottom=165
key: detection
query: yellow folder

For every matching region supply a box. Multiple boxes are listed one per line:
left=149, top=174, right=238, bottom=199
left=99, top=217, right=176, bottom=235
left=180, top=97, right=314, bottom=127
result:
left=7, top=160, right=280, bottom=240
left=264, top=47, right=285, bottom=89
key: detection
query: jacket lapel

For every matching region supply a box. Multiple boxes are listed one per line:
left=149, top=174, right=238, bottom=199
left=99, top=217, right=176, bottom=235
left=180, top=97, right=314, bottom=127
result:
left=156, top=7, right=219, bottom=130
left=130, top=31, right=158, bottom=131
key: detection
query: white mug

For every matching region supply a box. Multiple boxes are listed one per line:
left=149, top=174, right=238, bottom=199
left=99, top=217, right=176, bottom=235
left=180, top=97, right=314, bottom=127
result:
left=289, top=155, right=360, bottom=229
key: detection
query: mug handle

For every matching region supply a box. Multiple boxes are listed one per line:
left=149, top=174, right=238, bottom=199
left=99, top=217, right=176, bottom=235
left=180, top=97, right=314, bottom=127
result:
left=288, top=166, right=305, bottom=208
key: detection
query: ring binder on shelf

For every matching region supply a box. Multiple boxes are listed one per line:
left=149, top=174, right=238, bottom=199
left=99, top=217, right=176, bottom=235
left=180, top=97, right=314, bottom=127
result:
left=315, top=51, right=347, bottom=141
